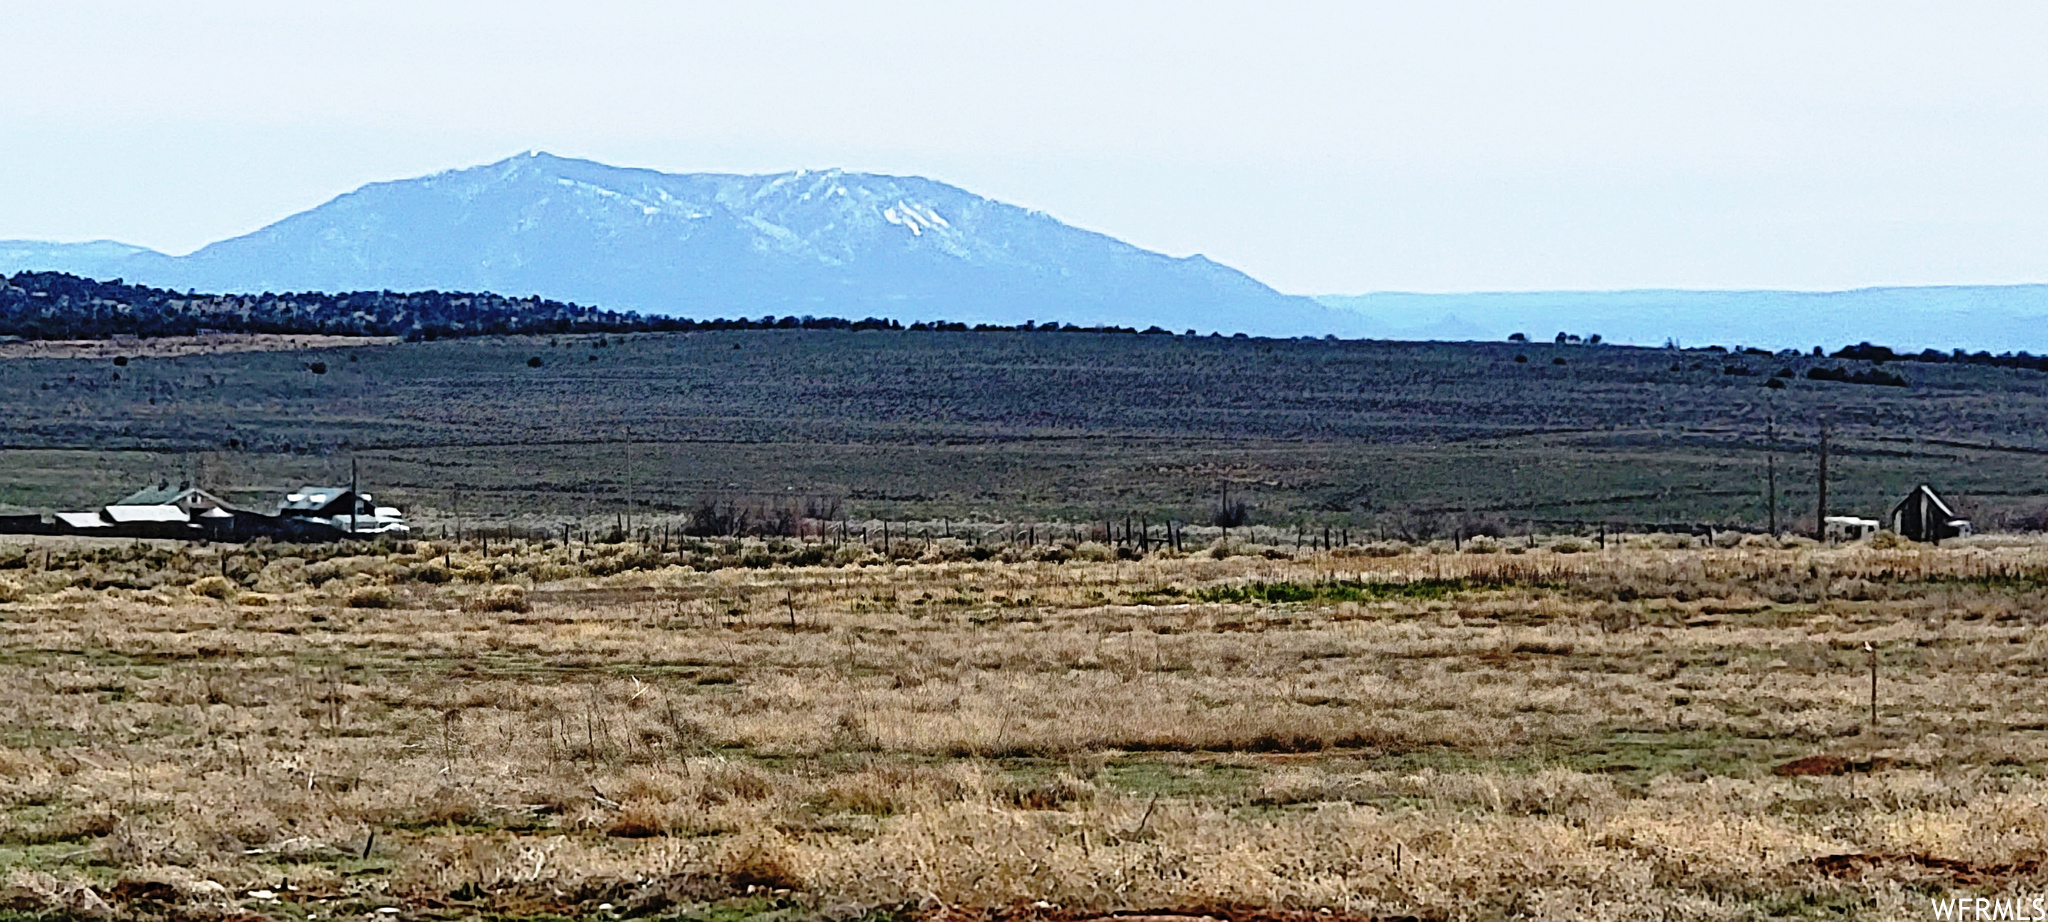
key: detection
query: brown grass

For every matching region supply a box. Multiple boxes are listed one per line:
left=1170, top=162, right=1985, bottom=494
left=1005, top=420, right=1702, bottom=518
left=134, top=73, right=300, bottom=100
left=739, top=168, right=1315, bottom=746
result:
left=0, top=332, right=399, bottom=359
left=1, top=537, right=2046, bottom=919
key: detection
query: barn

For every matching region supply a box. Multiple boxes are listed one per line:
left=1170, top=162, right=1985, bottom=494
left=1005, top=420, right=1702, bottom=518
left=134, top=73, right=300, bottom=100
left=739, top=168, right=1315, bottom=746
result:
left=1889, top=484, right=1972, bottom=543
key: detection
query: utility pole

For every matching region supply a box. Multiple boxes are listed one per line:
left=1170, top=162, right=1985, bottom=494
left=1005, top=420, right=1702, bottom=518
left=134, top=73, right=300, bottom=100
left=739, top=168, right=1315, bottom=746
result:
left=1815, top=420, right=1830, bottom=540
left=1766, top=417, right=1778, bottom=536
left=350, top=457, right=359, bottom=536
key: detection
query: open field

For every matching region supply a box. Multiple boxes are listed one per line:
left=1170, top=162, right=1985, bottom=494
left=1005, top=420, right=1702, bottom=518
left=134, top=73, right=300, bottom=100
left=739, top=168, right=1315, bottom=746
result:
left=0, top=335, right=400, bottom=362
left=3, top=330, right=2048, bottom=531
left=2, top=534, right=2048, bottom=920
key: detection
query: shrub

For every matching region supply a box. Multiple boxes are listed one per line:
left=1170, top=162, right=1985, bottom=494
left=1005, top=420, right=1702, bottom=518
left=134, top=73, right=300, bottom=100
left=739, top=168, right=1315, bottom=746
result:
left=1210, top=492, right=1252, bottom=528
left=255, top=557, right=307, bottom=592
left=1359, top=541, right=1410, bottom=558
left=465, top=585, right=530, bottom=613
left=302, top=561, right=343, bottom=587
left=1869, top=530, right=1912, bottom=550
left=1463, top=535, right=1502, bottom=554
left=1806, top=366, right=1908, bottom=387
left=187, top=575, right=236, bottom=599
left=0, top=578, right=21, bottom=603
left=1549, top=537, right=1599, bottom=554
left=1630, top=533, right=1696, bottom=550
left=1070, top=542, right=1114, bottom=562
left=717, top=831, right=802, bottom=890
left=2006, top=502, right=2048, bottom=533
left=346, top=585, right=396, bottom=609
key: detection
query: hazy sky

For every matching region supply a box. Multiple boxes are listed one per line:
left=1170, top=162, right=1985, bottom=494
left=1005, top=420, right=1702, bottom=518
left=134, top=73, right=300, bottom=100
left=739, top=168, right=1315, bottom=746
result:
left=5, top=1, right=2047, bottom=294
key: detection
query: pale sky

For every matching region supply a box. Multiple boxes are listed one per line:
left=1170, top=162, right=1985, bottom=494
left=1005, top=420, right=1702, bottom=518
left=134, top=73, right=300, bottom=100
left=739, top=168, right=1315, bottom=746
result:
left=4, top=1, right=2048, bottom=294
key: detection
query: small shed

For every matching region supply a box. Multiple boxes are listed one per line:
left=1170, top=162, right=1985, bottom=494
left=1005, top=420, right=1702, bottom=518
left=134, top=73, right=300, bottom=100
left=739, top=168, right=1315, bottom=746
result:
left=1889, top=484, right=1972, bottom=543
left=53, top=511, right=113, bottom=533
left=1825, top=516, right=1879, bottom=543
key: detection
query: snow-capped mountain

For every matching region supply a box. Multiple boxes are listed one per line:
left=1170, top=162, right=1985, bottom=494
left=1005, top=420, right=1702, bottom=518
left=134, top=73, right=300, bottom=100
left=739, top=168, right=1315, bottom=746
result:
left=0, top=152, right=1350, bottom=335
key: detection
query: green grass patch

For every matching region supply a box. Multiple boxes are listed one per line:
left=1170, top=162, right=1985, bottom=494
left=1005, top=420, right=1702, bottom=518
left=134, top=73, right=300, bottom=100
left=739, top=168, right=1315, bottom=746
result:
left=1194, top=578, right=1490, bottom=604
left=1097, top=759, right=1262, bottom=799
left=1326, top=729, right=1793, bottom=781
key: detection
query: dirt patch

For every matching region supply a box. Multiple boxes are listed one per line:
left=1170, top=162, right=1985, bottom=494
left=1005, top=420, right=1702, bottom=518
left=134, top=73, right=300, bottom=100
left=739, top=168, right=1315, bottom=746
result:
left=108, top=880, right=181, bottom=904
left=411, top=874, right=742, bottom=917
left=1773, top=755, right=1850, bottom=776
left=529, top=586, right=665, bottom=605
left=1809, top=853, right=2045, bottom=886
left=1771, top=755, right=1896, bottom=776
left=925, top=906, right=1425, bottom=922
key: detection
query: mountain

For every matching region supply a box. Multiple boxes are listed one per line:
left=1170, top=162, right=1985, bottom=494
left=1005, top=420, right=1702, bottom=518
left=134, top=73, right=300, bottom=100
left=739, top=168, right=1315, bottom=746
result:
left=0, top=240, right=173, bottom=282
left=1317, top=287, right=2048, bottom=353
left=0, top=153, right=1349, bottom=336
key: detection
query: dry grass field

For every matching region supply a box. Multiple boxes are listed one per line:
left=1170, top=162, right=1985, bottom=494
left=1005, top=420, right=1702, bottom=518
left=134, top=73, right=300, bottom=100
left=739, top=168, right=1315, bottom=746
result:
left=2, top=533, right=2047, bottom=920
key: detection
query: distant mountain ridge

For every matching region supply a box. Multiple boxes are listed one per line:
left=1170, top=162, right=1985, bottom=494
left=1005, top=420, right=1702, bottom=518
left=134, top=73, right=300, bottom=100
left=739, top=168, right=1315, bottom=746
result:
left=1316, top=287, right=2048, bottom=353
left=0, top=153, right=1348, bottom=336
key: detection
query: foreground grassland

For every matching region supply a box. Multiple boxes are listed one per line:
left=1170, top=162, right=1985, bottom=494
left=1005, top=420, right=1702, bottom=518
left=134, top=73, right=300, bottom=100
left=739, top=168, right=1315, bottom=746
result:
left=2, top=536, right=2047, bottom=920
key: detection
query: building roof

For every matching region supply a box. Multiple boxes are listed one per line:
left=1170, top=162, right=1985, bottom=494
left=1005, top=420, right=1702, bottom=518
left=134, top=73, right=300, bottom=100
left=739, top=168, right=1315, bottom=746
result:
left=1895, top=484, right=1957, bottom=519
left=54, top=511, right=108, bottom=529
left=116, top=483, right=235, bottom=510
left=103, top=505, right=193, bottom=524
left=119, top=484, right=186, bottom=505
left=282, top=486, right=354, bottom=512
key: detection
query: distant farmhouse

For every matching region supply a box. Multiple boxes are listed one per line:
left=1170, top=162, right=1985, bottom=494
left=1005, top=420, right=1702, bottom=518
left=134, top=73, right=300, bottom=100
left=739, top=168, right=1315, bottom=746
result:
left=0, top=480, right=407, bottom=542
left=1826, top=484, right=1973, bottom=544
left=1889, top=484, right=1972, bottom=543
left=277, top=486, right=410, bottom=538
